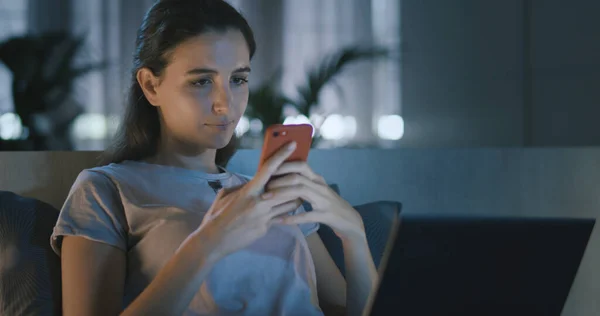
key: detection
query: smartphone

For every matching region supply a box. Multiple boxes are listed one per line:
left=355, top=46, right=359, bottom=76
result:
left=258, top=124, right=313, bottom=168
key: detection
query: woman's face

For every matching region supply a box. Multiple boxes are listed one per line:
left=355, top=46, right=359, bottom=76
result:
left=148, top=29, right=250, bottom=150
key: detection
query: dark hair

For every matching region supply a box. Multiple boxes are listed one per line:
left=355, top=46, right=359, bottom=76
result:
left=99, top=0, right=256, bottom=167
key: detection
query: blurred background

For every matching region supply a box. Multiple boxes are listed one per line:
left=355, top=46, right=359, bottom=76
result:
left=0, top=0, right=598, bottom=151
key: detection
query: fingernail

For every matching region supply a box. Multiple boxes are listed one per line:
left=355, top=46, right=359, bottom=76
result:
left=287, top=142, right=297, bottom=151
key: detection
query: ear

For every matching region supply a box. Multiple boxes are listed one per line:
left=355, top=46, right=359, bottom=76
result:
left=136, top=68, right=161, bottom=106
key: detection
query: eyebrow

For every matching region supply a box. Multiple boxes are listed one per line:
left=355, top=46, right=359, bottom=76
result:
left=186, top=66, right=251, bottom=75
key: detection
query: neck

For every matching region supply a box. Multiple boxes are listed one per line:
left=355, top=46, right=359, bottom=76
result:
left=148, top=133, right=220, bottom=174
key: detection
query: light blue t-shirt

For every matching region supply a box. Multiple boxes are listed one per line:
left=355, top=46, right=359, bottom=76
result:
left=50, top=160, right=323, bottom=315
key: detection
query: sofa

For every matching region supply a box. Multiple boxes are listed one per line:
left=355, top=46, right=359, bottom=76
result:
left=0, top=151, right=401, bottom=315
left=1, top=148, right=600, bottom=316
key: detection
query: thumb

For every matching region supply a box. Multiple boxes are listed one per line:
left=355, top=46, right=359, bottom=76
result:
left=215, top=188, right=228, bottom=199
left=207, top=189, right=234, bottom=216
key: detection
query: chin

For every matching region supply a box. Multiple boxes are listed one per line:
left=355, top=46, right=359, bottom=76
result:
left=210, top=133, right=235, bottom=149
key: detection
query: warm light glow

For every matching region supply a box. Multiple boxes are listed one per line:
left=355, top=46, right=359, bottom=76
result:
left=283, top=114, right=311, bottom=125
left=294, top=114, right=312, bottom=125
left=309, top=114, right=325, bottom=129
left=0, top=112, right=23, bottom=140
left=72, top=113, right=107, bottom=140
left=107, top=115, right=121, bottom=137
left=235, top=116, right=250, bottom=136
left=343, top=116, right=357, bottom=139
left=377, top=115, right=404, bottom=140
left=283, top=116, right=297, bottom=125
left=320, top=114, right=345, bottom=140
left=249, top=118, right=263, bottom=134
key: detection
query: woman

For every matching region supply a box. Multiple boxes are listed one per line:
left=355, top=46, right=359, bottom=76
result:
left=51, top=0, right=378, bottom=315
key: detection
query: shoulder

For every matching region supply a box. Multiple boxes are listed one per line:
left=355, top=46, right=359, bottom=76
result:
left=63, top=167, right=124, bottom=211
left=68, top=163, right=139, bottom=199
left=75, top=160, right=153, bottom=186
left=73, top=163, right=125, bottom=187
left=72, top=167, right=115, bottom=189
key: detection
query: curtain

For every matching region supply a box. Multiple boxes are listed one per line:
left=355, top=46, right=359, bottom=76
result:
left=242, top=0, right=402, bottom=146
left=22, top=0, right=401, bottom=149
left=68, top=0, right=152, bottom=149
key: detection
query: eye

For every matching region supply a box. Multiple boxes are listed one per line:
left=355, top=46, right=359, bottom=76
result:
left=191, top=78, right=212, bottom=87
left=231, top=77, right=249, bottom=86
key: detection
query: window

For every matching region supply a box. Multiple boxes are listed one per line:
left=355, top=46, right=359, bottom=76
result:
left=229, top=0, right=402, bottom=147
left=280, top=0, right=402, bottom=146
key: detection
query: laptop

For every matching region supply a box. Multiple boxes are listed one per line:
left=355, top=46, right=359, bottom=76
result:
left=365, top=215, right=595, bottom=316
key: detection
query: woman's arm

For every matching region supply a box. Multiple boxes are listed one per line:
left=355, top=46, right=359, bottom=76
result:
left=61, top=144, right=305, bottom=315
left=121, top=231, right=220, bottom=315
left=61, top=237, right=126, bottom=316
left=61, top=231, right=220, bottom=316
left=306, top=234, right=347, bottom=315
left=340, top=233, right=378, bottom=316
left=307, top=233, right=378, bottom=316
left=263, top=161, right=381, bottom=316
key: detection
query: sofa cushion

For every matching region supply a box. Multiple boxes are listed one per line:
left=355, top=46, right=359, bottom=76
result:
left=0, top=191, right=62, bottom=316
left=317, top=200, right=402, bottom=276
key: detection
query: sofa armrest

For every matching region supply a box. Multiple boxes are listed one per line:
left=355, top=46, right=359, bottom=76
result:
left=317, top=200, right=402, bottom=276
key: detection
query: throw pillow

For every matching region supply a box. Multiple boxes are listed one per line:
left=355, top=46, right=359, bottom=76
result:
left=0, top=191, right=62, bottom=316
left=317, top=200, right=402, bottom=276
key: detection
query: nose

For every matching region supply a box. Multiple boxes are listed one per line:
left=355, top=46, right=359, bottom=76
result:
left=211, top=82, right=231, bottom=115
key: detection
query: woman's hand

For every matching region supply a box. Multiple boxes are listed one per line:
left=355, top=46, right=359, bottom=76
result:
left=195, top=142, right=303, bottom=259
left=263, top=161, right=366, bottom=241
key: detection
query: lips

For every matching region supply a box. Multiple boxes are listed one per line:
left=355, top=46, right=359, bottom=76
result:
left=204, top=120, right=234, bottom=131
left=205, top=120, right=233, bottom=127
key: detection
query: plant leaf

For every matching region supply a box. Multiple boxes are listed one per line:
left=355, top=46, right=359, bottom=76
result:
left=1, top=32, right=107, bottom=132
left=291, top=45, right=391, bottom=115
left=43, top=33, right=87, bottom=82
left=247, top=68, right=291, bottom=127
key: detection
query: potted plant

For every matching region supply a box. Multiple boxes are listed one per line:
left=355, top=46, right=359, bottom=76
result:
left=246, top=45, right=391, bottom=147
left=0, top=32, right=106, bottom=150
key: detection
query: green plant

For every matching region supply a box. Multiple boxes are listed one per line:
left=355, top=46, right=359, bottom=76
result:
left=293, top=46, right=390, bottom=117
left=246, top=69, right=292, bottom=128
left=246, top=45, right=391, bottom=147
left=0, top=32, right=106, bottom=150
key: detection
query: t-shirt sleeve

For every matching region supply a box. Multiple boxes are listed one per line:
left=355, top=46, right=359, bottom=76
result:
left=50, top=169, right=128, bottom=256
left=291, top=203, right=320, bottom=237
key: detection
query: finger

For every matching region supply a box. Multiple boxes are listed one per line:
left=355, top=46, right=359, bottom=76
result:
left=265, top=173, right=325, bottom=193
left=262, top=183, right=324, bottom=207
left=255, top=193, right=302, bottom=214
left=272, top=161, right=326, bottom=184
left=246, top=142, right=297, bottom=196
left=277, top=211, right=324, bottom=225
left=266, top=199, right=303, bottom=220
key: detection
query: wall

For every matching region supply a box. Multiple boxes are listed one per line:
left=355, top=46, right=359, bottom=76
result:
left=400, top=0, right=600, bottom=147
left=531, top=0, right=600, bottom=146
left=400, top=0, right=525, bottom=147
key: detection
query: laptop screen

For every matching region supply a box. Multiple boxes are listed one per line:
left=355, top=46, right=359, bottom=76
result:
left=368, top=215, right=594, bottom=316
